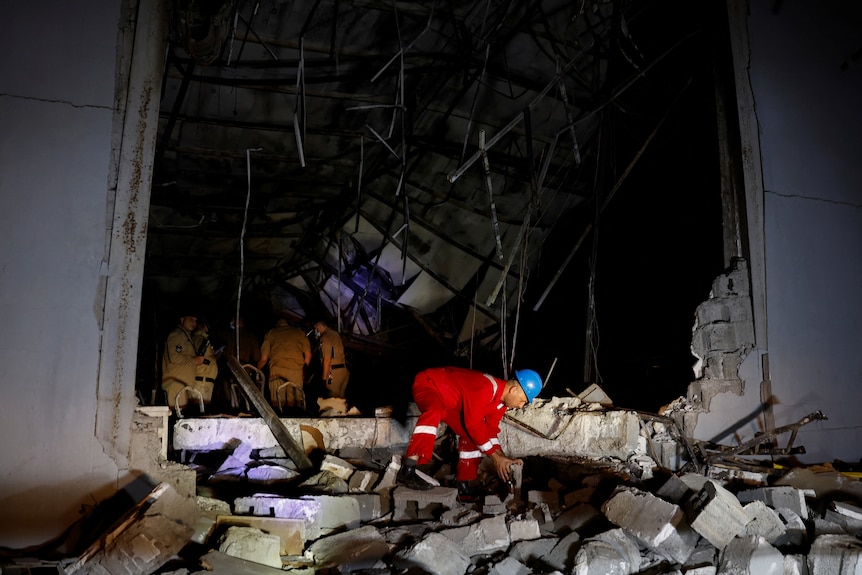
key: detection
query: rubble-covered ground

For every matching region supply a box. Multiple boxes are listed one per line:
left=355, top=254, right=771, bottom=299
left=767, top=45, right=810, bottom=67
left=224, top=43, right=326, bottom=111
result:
left=2, top=400, right=862, bottom=575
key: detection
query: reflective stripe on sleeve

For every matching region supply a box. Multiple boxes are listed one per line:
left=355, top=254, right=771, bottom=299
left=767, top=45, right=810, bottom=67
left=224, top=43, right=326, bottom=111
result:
left=459, top=449, right=482, bottom=460
left=412, top=425, right=438, bottom=436
left=478, top=440, right=495, bottom=452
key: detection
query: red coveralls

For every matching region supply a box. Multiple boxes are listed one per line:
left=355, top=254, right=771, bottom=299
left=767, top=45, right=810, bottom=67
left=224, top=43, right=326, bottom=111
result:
left=405, top=367, right=507, bottom=481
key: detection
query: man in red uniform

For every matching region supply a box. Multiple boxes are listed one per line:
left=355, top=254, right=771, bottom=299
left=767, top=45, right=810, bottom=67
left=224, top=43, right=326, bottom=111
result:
left=397, top=366, right=543, bottom=494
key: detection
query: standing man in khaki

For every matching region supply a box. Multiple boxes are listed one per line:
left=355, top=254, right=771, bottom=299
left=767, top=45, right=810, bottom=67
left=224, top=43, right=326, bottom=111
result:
left=162, top=313, right=210, bottom=410
left=314, top=319, right=350, bottom=399
left=258, top=318, right=311, bottom=411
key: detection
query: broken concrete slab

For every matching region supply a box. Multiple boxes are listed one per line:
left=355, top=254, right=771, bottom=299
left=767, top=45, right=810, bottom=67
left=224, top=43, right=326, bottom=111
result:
left=215, top=515, right=306, bottom=555
left=392, top=485, right=459, bottom=522
left=392, top=531, right=471, bottom=575
left=501, top=409, right=641, bottom=460
left=195, top=550, right=289, bottom=574
left=441, top=514, right=510, bottom=556
left=717, top=535, right=783, bottom=575
left=737, top=486, right=809, bottom=519
left=489, top=556, right=532, bottom=575
left=601, top=486, right=697, bottom=564
left=544, top=530, right=581, bottom=572
left=508, top=537, right=558, bottom=569
left=233, top=494, right=360, bottom=540
left=509, top=518, right=542, bottom=542
left=64, top=482, right=199, bottom=575
left=572, top=528, right=642, bottom=575
left=686, top=479, right=751, bottom=549
left=306, top=524, right=389, bottom=571
left=218, top=526, right=282, bottom=569
left=742, top=500, right=786, bottom=545
left=807, top=534, right=862, bottom=574
left=173, top=414, right=417, bottom=452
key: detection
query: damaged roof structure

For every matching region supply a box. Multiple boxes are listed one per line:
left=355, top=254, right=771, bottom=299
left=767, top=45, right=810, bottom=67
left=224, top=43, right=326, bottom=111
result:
left=1, top=0, right=861, bottom=571
left=139, top=0, right=724, bottom=402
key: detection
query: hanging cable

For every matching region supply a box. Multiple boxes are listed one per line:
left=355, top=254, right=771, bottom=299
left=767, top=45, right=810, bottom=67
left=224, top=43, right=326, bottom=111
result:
left=235, top=147, right=262, bottom=357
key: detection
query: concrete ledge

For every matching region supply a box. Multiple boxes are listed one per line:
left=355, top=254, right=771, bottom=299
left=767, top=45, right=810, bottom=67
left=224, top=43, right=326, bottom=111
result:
left=174, top=415, right=417, bottom=452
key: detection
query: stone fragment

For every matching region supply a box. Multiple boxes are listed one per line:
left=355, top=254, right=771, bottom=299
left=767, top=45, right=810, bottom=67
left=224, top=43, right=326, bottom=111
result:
left=319, top=454, right=356, bottom=479
left=508, top=537, right=558, bottom=568
left=393, top=532, right=471, bottom=575
left=246, top=464, right=298, bottom=484
left=544, top=530, right=581, bottom=572
left=773, top=507, right=808, bottom=548
left=743, top=500, right=786, bottom=544
left=192, top=496, right=232, bottom=544
left=392, top=486, right=458, bottom=522
left=344, top=493, right=389, bottom=522
left=442, top=515, right=510, bottom=556
left=509, top=518, right=541, bottom=542
left=440, top=506, right=483, bottom=527
left=216, top=515, right=305, bottom=555
left=572, top=528, right=642, bottom=575
left=783, top=554, right=808, bottom=575
left=807, top=534, right=862, bottom=575
left=834, top=500, right=862, bottom=521
left=298, top=470, right=348, bottom=493
left=489, top=556, right=531, bottom=575
left=602, top=486, right=697, bottom=564
left=553, top=503, right=600, bottom=536
left=686, top=480, right=750, bottom=549
left=348, top=470, right=379, bottom=492
left=233, top=494, right=360, bottom=540
left=218, top=526, right=282, bottom=569
left=307, top=525, right=389, bottom=571
left=736, top=486, right=809, bottom=519
left=718, top=535, right=782, bottom=575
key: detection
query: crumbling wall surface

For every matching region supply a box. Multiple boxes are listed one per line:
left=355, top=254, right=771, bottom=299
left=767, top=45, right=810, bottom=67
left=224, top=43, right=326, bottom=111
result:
left=687, top=259, right=755, bottom=414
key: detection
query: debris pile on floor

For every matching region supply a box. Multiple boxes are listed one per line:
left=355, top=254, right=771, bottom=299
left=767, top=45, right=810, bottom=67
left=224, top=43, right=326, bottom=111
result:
left=3, top=391, right=859, bottom=575
left=151, top=434, right=862, bottom=573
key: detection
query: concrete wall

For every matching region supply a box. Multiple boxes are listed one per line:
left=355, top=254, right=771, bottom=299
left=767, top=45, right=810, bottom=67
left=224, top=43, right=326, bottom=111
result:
left=693, top=2, right=862, bottom=463
left=0, top=0, right=163, bottom=548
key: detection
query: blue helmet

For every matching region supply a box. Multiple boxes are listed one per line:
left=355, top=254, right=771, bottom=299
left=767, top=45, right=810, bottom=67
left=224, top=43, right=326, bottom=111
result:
left=515, top=369, right=543, bottom=404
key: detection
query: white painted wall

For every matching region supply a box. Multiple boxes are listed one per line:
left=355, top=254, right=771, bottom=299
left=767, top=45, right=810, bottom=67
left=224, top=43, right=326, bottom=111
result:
left=0, top=0, right=163, bottom=548
left=696, top=2, right=862, bottom=463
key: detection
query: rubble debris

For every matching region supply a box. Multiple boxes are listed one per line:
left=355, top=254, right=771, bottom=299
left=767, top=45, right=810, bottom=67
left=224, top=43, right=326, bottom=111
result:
left=218, top=526, right=282, bottom=568
left=64, top=482, right=199, bottom=575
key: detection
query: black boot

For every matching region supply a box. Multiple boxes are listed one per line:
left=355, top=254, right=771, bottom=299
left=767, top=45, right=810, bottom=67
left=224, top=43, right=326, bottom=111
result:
left=456, top=480, right=479, bottom=503
left=397, top=458, right=434, bottom=490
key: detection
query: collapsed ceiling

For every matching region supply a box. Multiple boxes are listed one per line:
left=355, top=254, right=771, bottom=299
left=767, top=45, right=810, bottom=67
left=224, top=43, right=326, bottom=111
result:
left=145, top=0, right=719, bottom=381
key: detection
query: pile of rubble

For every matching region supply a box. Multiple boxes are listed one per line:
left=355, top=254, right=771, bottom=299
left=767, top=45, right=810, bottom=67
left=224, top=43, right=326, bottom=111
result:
left=6, top=390, right=860, bottom=575
left=68, top=436, right=862, bottom=575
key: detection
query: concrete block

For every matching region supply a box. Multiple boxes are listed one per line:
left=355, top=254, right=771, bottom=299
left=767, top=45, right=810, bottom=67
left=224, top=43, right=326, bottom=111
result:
left=442, top=515, right=510, bottom=557
left=508, top=537, right=558, bottom=568
left=545, top=531, right=581, bottom=572
left=825, top=508, right=862, bottom=537
left=783, top=554, right=809, bottom=575
left=743, top=500, right=786, bottom=545
left=173, top=414, right=417, bottom=452
left=807, top=534, right=862, bottom=575
left=392, top=486, right=458, bottom=522
left=393, top=532, right=471, bottom=575
left=602, top=486, right=697, bottom=564
left=298, top=470, right=349, bottom=493
left=489, top=556, right=531, bottom=575
left=509, top=518, right=541, bottom=542
left=218, top=526, right=282, bottom=569
left=685, top=568, right=717, bottom=575
left=696, top=301, right=731, bottom=326
left=577, top=383, right=613, bottom=406
left=737, top=486, right=809, bottom=519
left=834, top=500, right=862, bottom=521
left=683, top=538, right=717, bottom=570
left=375, top=457, right=400, bottom=492
left=687, top=480, right=750, bottom=549
left=441, top=506, right=483, bottom=527
left=501, top=409, right=641, bottom=460
left=773, top=507, right=808, bottom=548
left=345, top=493, right=389, bottom=522
left=718, top=535, right=782, bottom=575
left=233, top=494, right=360, bottom=540
left=307, top=525, right=389, bottom=571
left=320, top=454, right=356, bottom=479
left=192, top=496, right=232, bottom=545
left=572, top=528, right=641, bottom=575
left=656, top=474, right=694, bottom=505
left=348, top=470, right=380, bottom=492
left=553, top=503, right=600, bottom=536
left=216, top=515, right=305, bottom=555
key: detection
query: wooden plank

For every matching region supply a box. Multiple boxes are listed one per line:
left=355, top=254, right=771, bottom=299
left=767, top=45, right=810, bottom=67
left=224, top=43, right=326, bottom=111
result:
left=226, top=356, right=313, bottom=471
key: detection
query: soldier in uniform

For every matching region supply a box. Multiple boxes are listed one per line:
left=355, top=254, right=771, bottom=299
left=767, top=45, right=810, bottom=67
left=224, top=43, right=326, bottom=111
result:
left=161, top=312, right=209, bottom=410
left=313, top=319, right=350, bottom=399
left=258, top=318, right=312, bottom=411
